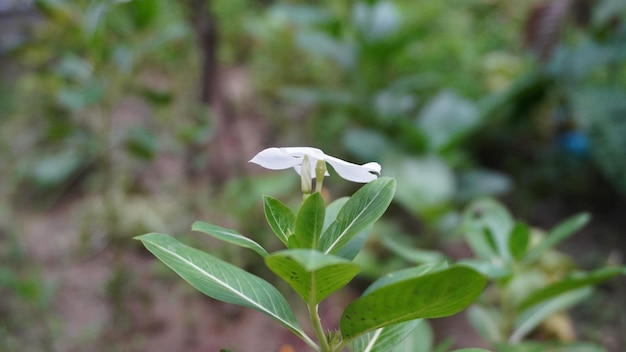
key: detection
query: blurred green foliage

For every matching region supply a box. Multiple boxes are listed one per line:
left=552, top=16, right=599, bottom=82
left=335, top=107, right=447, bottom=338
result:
left=1, top=0, right=625, bottom=350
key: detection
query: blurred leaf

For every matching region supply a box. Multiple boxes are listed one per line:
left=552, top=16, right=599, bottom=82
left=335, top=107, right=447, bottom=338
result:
left=374, top=91, right=417, bottom=118
left=392, top=319, right=433, bottom=352
left=353, top=1, right=401, bottom=42
left=384, top=156, right=455, bottom=215
left=263, top=195, right=295, bottom=247
left=135, top=233, right=307, bottom=340
left=123, top=0, right=160, bottom=30
left=478, top=198, right=514, bottom=261
left=56, top=80, right=105, bottom=111
left=381, top=235, right=447, bottom=265
left=55, top=55, right=93, bottom=81
left=265, top=249, right=359, bottom=304
left=456, top=258, right=511, bottom=279
left=455, top=169, right=512, bottom=202
left=495, top=341, right=607, bottom=352
left=268, top=4, right=332, bottom=26
left=509, top=222, right=530, bottom=262
left=593, top=0, right=626, bottom=28
left=83, top=2, right=110, bottom=38
left=112, top=45, right=134, bottom=73
left=417, top=91, right=479, bottom=153
left=320, top=177, right=396, bottom=255
left=340, top=265, right=487, bottom=339
left=517, top=266, right=626, bottom=312
left=296, top=30, right=355, bottom=69
left=280, top=87, right=354, bottom=107
left=124, top=127, right=156, bottom=160
left=467, top=304, right=505, bottom=344
left=462, top=198, right=515, bottom=262
left=344, top=128, right=392, bottom=161
left=137, top=86, right=173, bottom=106
left=192, top=221, right=269, bottom=258
left=511, top=287, right=591, bottom=343
left=349, top=319, right=423, bottom=352
left=30, top=150, right=85, bottom=187
left=523, top=212, right=590, bottom=264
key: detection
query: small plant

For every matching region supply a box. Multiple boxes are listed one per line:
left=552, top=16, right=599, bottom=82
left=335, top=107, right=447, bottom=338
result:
left=460, top=198, right=625, bottom=351
left=136, top=147, right=489, bottom=352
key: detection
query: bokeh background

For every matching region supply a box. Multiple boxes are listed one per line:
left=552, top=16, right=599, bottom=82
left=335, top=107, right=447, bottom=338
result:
left=1, top=0, right=625, bottom=351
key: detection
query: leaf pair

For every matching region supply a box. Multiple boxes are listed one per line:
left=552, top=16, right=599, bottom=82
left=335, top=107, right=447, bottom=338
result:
left=264, top=177, right=396, bottom=257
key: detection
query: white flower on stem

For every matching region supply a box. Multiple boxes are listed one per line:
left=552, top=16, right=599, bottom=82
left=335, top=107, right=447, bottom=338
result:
left=249, top=147, right=381, bottom=183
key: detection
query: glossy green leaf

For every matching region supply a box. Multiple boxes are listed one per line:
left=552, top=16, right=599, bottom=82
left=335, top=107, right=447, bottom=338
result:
left=523, top=213, right=590, bottom=264
left=265, top=249, right=360, bottom=304
left=263, top=195, right=296, bottom=246
left=340, top=265, right=487, bottom=340
left=324, top=197, right=372, bottom=260
left=451, top=349, right=492, bottom=352
left=516, top=266, right=625, bottom=312
left=511, top=287, right=591, bottom=343
left=320, top=177, right=396, bottom=254
left=349, top=319, right=422, bottom=352
left=293, top=192, right=326, bottom=249
left=192, top=221, right=268, bottom=258
left=364, top=263, right=449, bottom=294
left=135, top=233, right=309, bottom=343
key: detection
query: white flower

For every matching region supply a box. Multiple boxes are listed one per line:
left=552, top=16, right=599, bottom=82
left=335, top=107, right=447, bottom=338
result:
left=249, top=147, right=381, bottom=183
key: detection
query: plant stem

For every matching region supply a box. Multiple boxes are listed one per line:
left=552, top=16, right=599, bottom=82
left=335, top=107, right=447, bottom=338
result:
left=309, top=303, right=331, bottom=352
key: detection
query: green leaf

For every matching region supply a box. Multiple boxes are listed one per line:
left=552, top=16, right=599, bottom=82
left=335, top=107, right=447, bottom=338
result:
left=511, top=287, right=591, bottom=343
left=324, top=197, right=373, bottom=260
left=363, top=263, right=449, bottom=294
left=263, top=196, right=296, bottom=246
left=135, top=233, right=308, bottom=341
left=495, top=341, right=608, bottom=352
left=382, top=235, right=447, bottom=264
left=320, top=177, right=396, bottom=254
left=293, top=192, right=326, bottom=249
left=349, top=319, right=422, bottom=352
left=192, top=221, right=268, bottom=258
left=340, top=265, right=487, bottom=340
left=467, top=305, right=505, bottom=344
left=509, top=222, right=530, bottom=262
left=265, top=249, right=360, bottom=304
left=463, top=198, right=514, bottom=262
left=523, top=212, right=590, bottom=264
left=392, top=319, right=434, bottom=352
left=516, top=266, right=625, bottom=312
left=451, top=349, right=492, bottom=352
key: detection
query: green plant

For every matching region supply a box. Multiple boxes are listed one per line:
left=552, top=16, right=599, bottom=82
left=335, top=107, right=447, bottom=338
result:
left=459, top=198, right=625, bottom=351
left=136, top=147, right=489, bottom=351
left=246, top=1, right=521, bottom=229
left=2, top=0, right=194, bottom=197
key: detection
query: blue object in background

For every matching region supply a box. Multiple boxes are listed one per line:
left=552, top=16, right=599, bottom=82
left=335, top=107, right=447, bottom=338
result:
left=557, top=130, right=590, bottom=157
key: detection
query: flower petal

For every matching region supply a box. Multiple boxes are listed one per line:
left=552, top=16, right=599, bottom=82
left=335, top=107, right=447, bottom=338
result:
left=249, top=147, right=302, bottom=170
left=324, top=155, right=381, bottom=183
left=281, top=147, right=326, bottom=160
